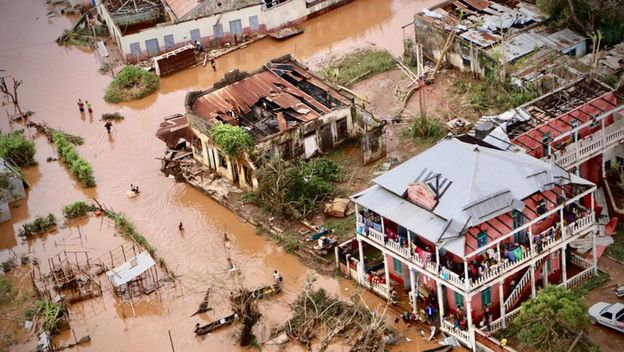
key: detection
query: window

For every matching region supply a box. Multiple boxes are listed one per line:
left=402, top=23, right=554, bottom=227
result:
left=393, top=258, right=403, bottom=275
left=459, top=43, right=471, bottom=67
left=229, top=19, right=243, bottom=37
left=218, top=153, right=227, bottom=168
left=249, top=15, right=259, bottom=31
left=481, top=287, right=492, bottom=306
left=512, top=210, right=525, bottom=243
left=279, top=140, right=293, bottom=160
left=336, top=117, right=348, bottom=141
left=546, top=257, right=551, bottom=272
left=454, top=291, right=464, bottom=308
left=601, top=312, right=613, bottom=319
left=129, top=42, right=141, bottom=58
left=164, top=34, right=175, bottom=50
left=213, top=24, right=224, bottom=38
left=145, top=38, right=160, bottom=56
left=477, top=231, right=488, bottom=248
left=192, top=138, right=203, bottom=154
left=190, top=29, right=200, bottom=42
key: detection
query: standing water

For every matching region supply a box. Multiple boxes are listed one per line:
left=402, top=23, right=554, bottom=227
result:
left=0, top=0, right=445, bottom=350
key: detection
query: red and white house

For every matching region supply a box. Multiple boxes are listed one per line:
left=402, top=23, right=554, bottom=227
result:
left=337, top=135, right=598, bottom=350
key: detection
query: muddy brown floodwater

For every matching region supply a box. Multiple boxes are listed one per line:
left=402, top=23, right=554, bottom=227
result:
left=0, top=0, right=447, bottom=351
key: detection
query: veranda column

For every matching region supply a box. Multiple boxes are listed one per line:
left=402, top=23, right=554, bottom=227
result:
left=530, top=264, right=537, bottom=298
left=499, top=281, right=506, bottom=328
left=561, top=246, right=568, bottom=287
left=436, top=281, right=445, bottom=319
left=591, top=192, right=598, bottom=274
left=383, top=252, right=390, bottom=297
left=357, top=238, right=365, bottom=284
left=410, top=267, right=417, bottom=312
left=465, top=294, right=475, bottom=350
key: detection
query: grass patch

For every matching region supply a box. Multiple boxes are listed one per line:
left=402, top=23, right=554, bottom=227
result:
left=450, top=75, right=539, bottom=115
left=605, top=226, right=624, bottom=262
left=319, top=48, right=396, bottom=87
left=57, top=27, right=94, bottom=47
left=52, top=132, right=95, bottom=187
left=324, top=213, right=355, bottom=243
left=276, top=233, right=300, bottom=254
left=0, top=276, right=16, bottom=304
left=104, top=65, right=159, bottom=103
left=402, top=115, right=448, bottom=144
left=18, top=214, right=57, bottom=237
left=208, top=123, right=254, bottom=158
left=101, top=112, right=125, bottom=121
left=574, top=270, right=609, bottom=296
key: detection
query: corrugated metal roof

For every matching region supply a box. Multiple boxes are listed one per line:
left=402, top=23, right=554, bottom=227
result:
left=106, top=252, right=155, bottom=287
left=541, top=28, right=586, bottom=51
left=491, top=32, right=544, bottom=62
left=373, top=137, right=589, bottom=227
left=155, top=115, right=196, bottom=148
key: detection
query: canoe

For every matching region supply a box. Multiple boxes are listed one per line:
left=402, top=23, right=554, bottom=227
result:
left=269, top=26, right=304, bottom=40
left=251, top=283, right=282, bottom=299
left=194, top=313, right=238, bottom=335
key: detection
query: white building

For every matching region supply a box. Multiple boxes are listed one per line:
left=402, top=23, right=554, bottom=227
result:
left=97, top=0, right=353, bottom=61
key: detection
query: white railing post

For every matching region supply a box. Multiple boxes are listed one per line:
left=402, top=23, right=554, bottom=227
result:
left=383, top=252, right=390, bottom=297
left=561, top=245, right=567, bottom=287
left=530, top=263, right=536, bottom=298
left=499, top=280, right=506, bottom=328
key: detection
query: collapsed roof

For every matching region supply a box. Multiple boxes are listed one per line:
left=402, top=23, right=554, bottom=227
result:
left=352, top=136, right=593, bottom=257
left=189, top=56, right=351, bottom=142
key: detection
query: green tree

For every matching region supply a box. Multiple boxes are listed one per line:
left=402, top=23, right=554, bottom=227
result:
left=208, top=123, right=254, bottom=159
left=512, top=285, right=597, bottom=352
left=0, top=131, right=36, bottom=167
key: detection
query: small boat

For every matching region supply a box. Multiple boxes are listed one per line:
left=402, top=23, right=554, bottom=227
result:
left=232, top=284, right=282, bottom=302
left=269, top=26, right=304, bottom=40
left=251, top=283, right=282, bottom=299
left=194, top=313, right=238, bottom=335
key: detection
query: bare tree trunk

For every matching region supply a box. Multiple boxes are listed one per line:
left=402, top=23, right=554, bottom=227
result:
left=567, top=0, right=588, bottom=33
left=0, top=76, right=23, bottom=113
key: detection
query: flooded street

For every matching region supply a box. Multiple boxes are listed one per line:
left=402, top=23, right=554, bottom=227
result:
left=0, top=0, right=445, bottom=351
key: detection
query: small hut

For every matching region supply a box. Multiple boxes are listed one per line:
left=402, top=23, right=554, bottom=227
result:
left=106, top=251, right=158, bottom=298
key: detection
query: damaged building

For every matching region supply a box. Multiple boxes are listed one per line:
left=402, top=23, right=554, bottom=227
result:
left=97, top=0, right=355, bottom=62
left=184, top=55, right=386, bottom=190
left=414, top=0, right=588, bottom=92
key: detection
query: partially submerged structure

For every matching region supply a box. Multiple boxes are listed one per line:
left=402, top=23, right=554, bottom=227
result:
left=97, top=0, right=354, bottom=61
left=0, top=158, right=26, bottom=223
left=338, top=135, right=598, bottom=350
left=106, top=251, right=159, bottom=298
left=184, top=55, right=386, bottom=190
left=414, top=0, right=588, bottom=91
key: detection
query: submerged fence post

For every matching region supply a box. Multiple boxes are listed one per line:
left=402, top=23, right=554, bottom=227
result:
left=168, top=330, right=175, bottom=352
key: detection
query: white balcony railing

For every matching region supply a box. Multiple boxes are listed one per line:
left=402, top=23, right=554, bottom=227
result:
left=551, top=118, right=624, bottom=169
left=503, top=267, right=532, bottom=312
left=566, top=267, right=594, bottom=289
left=441, top=320, right=471, bottom=346
left=488, top=306, right=522, bottom=333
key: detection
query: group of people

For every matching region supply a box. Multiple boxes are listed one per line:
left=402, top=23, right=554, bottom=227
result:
left=192, top=40, right=217, bottom=71
left=77, top=99, right=93, bottom=113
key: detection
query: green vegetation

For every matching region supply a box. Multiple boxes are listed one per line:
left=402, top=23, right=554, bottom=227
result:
left=18, top=214, right=57, bottom=237
left=602, top=74, right=621, bottom=89
left=101, top=112, right=125, bottom=121
left=208, top=123, right=254, bottom=158
left=104, top=65, right=159, bottom=103
left=450, top=76, right=538, bottom=115
left=276, top=233, right=300, bottom=254
left=52, top=132, right=95, bottom=187
left=324, top=213, right=356, bottom=243
left=1, top=260, right=15, bottom=273
left=107, top=211, right=156, bottom=257
left=0, top=130, right=36, bottom=167
left=33, top=299, right=66, bottom=333
left=98, top=62, right=112, bottom=75
left=62, top=201, right=96, bottom=219
left=0, top=277, right=16, bottom=305
left=57, top=27, right=93, bottom=47
left=605, top=226, right=624, bottom=262
left=536, top=0, right=624, bottom=46
left=255, top=157, right=342, bottom=218
left=574, top=270, right=609, bottom=296
left=320, top=48, right=396, bottom=87
left=510, top=285, right=597, bottom=352
left=404, top=115, right=448, bottom=144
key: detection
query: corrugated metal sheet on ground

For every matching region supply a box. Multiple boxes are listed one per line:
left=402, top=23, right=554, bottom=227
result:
left=106, top=252, right=155, bottom=287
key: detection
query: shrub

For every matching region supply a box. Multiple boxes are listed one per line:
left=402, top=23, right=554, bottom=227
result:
left=208, top=123, right=254, bottom=158
left=62, top=201, right=96, bottom=219
left=52, top=132, right=95, bottom=187
left=405, top=115, right=448, bottom=144
left=19, top=214, right=57, bottom=237
left=104, top=65, right=159, bottom=103
left=1, top=260, right=16, bottom=274
left=0, top=131, right=36, bottom=167
left=101, top=112, right=124, bottom=121
left=255, top=157, right=341, bottom=218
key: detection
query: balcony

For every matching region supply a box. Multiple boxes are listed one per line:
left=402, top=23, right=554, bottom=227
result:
left=550, top=118, right=624, bottom=169
left=441, top=320, right=471, bottom=346
left=358, top=212, right=594, bottom=291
